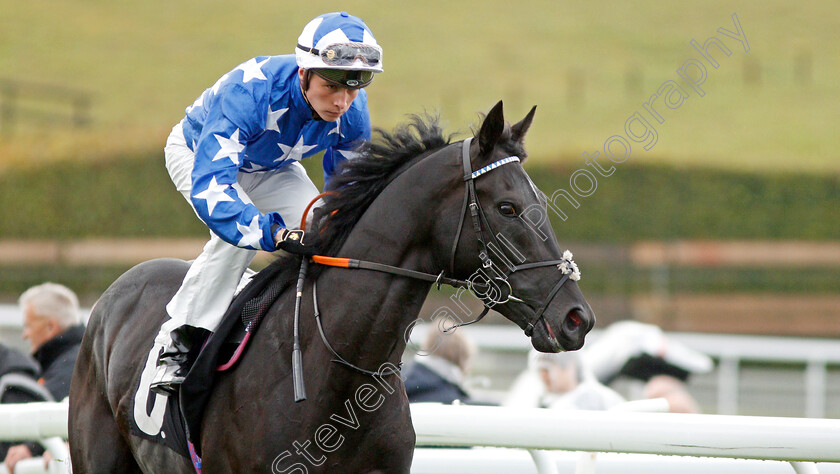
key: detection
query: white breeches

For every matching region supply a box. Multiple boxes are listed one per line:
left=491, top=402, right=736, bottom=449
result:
left=155, top=121, right=319, bottom=344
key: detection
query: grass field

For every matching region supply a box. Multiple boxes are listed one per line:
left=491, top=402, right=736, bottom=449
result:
left=1, top=0, right=838, bottom=173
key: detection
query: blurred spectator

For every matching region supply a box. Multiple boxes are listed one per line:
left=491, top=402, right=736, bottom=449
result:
left=4, top=283, right=84, bottom=473
left=583, top=320, right=713, bottom=384
left=581, top=320, right=711, bottom=413
left=0, top=343, right=47, bottom=404
left=528, top=350, right=625, bottom=410
left=643, top=374, right=700, bottom=414
left=19, top=282, right=85, bottom=401
left=0, top=344, right=52, bottom=459
left=404, top=328, right=475, bottom=404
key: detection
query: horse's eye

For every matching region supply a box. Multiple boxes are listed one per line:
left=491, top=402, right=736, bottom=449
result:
left=498, top=202, right=517, bottom=217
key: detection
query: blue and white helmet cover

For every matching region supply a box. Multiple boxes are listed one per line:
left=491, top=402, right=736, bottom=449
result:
left=295, top=11, right=383, bottom=72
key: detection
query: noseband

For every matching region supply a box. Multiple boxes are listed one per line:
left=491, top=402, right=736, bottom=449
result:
left=445, top=138, right=579, bottom=337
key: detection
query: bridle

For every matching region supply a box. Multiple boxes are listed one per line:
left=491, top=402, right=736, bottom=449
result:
left=310, top=137, right=580, bottom=339
left=287, top=137, right=581, bottom=400
left=443, top=137, right=579, bottom=337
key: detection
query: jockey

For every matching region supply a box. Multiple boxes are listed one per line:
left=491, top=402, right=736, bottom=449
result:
left=151, top=11, right=383, bottom=394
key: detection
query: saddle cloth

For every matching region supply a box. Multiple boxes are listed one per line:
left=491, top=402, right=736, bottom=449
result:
left=129, top=262, right=290, bottom=458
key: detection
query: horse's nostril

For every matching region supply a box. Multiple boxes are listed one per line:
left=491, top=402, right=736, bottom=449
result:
left=565, top=310, right=582, bottom=330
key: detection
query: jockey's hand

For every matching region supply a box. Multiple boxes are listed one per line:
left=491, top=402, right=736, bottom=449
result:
left=274, top=228, right=318, bottom=256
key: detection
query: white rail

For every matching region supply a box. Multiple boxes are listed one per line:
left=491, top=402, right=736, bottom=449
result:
left=4, top=402, right=840, bottom=459
left=0, top=403, right=68, bottom=440
left=3, top=403, right=840, bottom=473
left=411, top=449, right=840, bottom=474
left=410, top=404, right=840, bottom=462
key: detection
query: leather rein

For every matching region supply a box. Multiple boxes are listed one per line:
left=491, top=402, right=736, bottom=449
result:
left=294, top=138, right=577, bottom=389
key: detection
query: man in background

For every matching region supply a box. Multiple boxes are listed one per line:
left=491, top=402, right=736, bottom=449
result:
left=4, top=283, right=84, bottom=473
left=404, top=329, right=475, bottom=404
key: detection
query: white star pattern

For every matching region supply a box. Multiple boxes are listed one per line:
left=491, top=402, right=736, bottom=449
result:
left=275, top=136, right=317, bottom=163
left=211, top=73, right=230, bottom=95
left=236, top=57, right=269, bottom=83
left=193, top=176, right=234, bottom=216
left=178, top=53, right=381, bottom=252
left=212, top=129, right=245, bottom=165
left=236, top=215, right=263, bottom=249
left=328, top=120, right=341, bottom=136
left=338, top=149, right=362, bottom=160
left=265, top=106, right=288, bottom=133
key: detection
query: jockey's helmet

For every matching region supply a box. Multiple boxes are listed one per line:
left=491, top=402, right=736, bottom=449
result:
left=295, top=12, right=383, bottom=89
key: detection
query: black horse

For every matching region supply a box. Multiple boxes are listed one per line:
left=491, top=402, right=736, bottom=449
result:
left=69, top=101, right=594, bottom=473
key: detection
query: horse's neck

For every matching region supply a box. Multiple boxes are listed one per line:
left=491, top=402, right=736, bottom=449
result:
left=312, top=154, right=457, bottom=367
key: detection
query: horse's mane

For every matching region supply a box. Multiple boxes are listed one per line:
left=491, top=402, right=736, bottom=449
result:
left=254, top=113, right=452, bottom=285
left=316, top=113, right=454, bottom=256
left=255, top=110, right=527, bottom=285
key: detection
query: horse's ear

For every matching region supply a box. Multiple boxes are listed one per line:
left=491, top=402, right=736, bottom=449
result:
left=511, top=105, right=537, bottom=144
left=478, top=100, right=505, bottom=156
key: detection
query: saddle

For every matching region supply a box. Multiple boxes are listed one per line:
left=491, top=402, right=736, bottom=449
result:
left=129, top=260, right=293, bottom=461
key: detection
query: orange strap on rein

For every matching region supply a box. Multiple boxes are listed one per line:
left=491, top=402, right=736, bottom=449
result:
left=311, top=255, right=350, bottom=268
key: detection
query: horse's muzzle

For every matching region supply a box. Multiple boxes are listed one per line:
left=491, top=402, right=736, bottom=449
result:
left=532, top=305, right=594, bottom=352
left=558, top=307, right=594, bottom=351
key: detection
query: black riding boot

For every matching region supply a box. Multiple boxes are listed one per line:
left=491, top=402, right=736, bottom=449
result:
left=150, top=325, right=210, bottom=395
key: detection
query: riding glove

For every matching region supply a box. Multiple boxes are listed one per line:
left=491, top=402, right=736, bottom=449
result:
left=274, top=228, right=318, bottom=255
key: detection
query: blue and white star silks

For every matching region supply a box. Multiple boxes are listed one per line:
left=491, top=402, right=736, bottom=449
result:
left=329, top=121, right=341, bottom=136
left=276, top=136, right=317, bottom=163
left=182, top=54, right=371, bottom=251
left=236, top=57, right=269, bottom=83
left=210, top=73, right=231, bottom=95
left=236, top=215, right=264, bottom=249
left=212, top=129, right=245, bottom=165
left=266, top=106, right=288, bottom=133
left=193, top=176, right=234, bottom=215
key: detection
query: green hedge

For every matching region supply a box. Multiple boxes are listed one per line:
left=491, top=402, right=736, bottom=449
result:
left=529, top=163, right=840, bottom=242
left=1, top=153, right=838, bottom=241
left=1, top=155, right=205, bottom=238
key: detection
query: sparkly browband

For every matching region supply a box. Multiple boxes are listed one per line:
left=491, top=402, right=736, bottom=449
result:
left=470, top=156, right=520, bottom=179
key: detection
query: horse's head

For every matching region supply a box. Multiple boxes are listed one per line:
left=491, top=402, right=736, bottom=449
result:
left=443, top=100, right=595, bottom=352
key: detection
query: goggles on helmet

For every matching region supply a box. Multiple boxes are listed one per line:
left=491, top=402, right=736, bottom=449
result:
left=297, top=42, right=382, bottom=68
